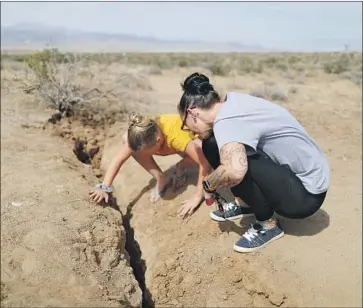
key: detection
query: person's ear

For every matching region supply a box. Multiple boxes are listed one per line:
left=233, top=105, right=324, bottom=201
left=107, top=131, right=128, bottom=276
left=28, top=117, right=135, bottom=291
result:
left=156, top=136, right=161, bottom=143
left=189, top=108, right=198, bottom=120
left=187, top=108, right=195, bottom=117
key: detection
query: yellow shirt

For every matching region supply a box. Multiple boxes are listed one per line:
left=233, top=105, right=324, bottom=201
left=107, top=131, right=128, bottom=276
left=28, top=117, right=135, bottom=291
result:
left=155, top=114, right=196, bottom=156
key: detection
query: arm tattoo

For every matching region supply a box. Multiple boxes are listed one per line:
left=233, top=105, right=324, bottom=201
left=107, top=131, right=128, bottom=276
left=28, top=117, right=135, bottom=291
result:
left=206, top=142, right=248, bottom=189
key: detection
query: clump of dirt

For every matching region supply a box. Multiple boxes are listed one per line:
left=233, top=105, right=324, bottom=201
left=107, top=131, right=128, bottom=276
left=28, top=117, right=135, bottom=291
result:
left=1, top=282, right=9, bottom=302
left=43, top=109, right=119, bottom=176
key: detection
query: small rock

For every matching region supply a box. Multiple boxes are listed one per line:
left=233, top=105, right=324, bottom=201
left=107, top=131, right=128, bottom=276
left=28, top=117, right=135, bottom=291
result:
left=176, top=275, right=183, bottom=284
left=177, top=289, right=185, bottom=297
left=70, top=246, right=80, bottom=261
left=232, top=275, right=242, bottom=283
left=95, top=134, right=105, bottom=142
left=194, top=277, right=201, bottom=284
left=93, top=169, right=103, bottom=178
left=269, top=292, right=286, bottom=306
left=82, top=231, right=95, bottom=246
left=85, top=128, right=93, bottom=135
left=93, top=115, right=102, bottom=122
left=88, top=139, right=97, bottom=146
left=171, top=299, right=179, bottom=306
left=11, top=201, right=23, bottom=207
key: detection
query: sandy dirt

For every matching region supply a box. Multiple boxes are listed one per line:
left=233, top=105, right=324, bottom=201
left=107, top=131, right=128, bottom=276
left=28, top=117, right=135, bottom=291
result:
left=1, top=93, right=142, bottom=307
left=1, top=59, right=362, bottom=307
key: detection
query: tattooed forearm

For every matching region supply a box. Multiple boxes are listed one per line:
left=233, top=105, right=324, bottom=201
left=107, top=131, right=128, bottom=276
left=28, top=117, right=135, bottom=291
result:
left=205, top=142, right=248, bottom=189
left=220, top=142, right=248, bottom=178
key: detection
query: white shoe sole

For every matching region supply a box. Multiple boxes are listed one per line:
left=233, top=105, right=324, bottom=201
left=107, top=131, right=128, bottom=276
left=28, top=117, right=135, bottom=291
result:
left=233, top=231, right=285, bottom=253
left=209, top=211, right=255, bottom=222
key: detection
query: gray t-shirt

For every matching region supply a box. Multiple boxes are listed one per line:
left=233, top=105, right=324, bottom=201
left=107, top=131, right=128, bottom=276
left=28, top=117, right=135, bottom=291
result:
left=213, top=92, right=330, bottom=194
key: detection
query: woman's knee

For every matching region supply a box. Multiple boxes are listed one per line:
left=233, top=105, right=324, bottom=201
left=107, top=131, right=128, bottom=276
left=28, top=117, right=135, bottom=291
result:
left=202, top=135, right=217, bottom=152
left=202, top=135, right=220, bottom=169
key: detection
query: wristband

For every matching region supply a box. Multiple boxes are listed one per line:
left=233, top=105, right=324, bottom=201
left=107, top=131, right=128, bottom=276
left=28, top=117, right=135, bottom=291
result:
left=95, top=183, right=113, bottom=193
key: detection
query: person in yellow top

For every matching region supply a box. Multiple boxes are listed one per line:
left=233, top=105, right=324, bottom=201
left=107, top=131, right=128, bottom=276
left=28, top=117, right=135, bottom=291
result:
left=89, top=113, right=212, bottom=218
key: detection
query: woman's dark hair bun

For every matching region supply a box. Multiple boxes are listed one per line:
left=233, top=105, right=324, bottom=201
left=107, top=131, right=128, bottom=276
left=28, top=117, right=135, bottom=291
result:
left=181, top=72, right=213, bottom=95
left=197, top=81, right=213, bottom=95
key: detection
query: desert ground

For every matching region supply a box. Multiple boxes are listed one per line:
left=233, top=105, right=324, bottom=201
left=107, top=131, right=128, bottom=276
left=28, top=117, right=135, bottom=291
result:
left=1, top=51, right=362, bottom=307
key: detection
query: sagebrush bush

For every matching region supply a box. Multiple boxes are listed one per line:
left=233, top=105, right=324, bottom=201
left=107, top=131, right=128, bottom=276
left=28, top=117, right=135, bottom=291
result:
left=323, top=54, right=351, bottom=74
left=238, top=58, right=264, bottom=74
left=207, top=62, right=231, bottom=76
left=250, top=83, right=288, bottom=102
left=23, top=48, right=115, bottom=117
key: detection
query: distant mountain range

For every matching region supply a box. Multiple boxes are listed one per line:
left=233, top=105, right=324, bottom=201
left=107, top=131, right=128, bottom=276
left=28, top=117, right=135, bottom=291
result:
left=1, top=23, right=269, bottom=53
left=1, top=23, right=361, bottom=52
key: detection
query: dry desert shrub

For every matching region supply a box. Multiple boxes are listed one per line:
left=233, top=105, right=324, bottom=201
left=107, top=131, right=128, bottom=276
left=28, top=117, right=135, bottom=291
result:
left=207, top=61, right=232, bottom=76
left=250, top=82, right=288, bottom=102
left=237, top=57, right=264, bottom=74
left=17, top=48, right=154, bottom=170
left=21, top=49, right=117, bottom=118
left=4, top=50, right=362, bottom=85
left=14, top=48, right=153, bottom=129
left=322, top=53, right=362, bottom=86
left=288, top=85, right=299, bottom=94
left=148, top=66, right=163, bottom=75
left=323, top=53, right=351, bottom=74
left=340, top=71, right=362, bottom=86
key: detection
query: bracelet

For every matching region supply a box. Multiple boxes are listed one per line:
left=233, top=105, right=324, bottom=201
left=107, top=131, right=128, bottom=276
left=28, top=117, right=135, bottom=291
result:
left=95, top=183, right=113, bottom=193
left=202, top=179, right=216, bottom=193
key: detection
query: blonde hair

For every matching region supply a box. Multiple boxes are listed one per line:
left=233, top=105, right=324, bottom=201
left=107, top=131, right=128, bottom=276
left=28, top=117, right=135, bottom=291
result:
left=127, top=113, right=159, bottom=151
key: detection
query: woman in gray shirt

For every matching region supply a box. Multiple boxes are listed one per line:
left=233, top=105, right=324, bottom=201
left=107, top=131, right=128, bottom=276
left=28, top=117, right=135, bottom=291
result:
left=177, top=72, right=329, bottom=253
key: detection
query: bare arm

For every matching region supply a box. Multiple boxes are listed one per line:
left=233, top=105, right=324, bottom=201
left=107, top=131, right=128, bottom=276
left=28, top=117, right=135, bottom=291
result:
left=183, top=139, right=212, bottom=198
left=102, top=132, right=133, bottom=187
left=205, top=142, right=248, bottom=190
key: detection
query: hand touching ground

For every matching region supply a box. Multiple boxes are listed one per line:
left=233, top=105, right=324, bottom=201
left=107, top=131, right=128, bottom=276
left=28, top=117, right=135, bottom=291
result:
left=89, top=189, right=109, bottom=204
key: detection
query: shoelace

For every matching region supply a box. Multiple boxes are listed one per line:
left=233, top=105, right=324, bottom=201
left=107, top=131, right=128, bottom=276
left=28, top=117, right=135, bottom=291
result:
left=224, top=202, right=238, bottom=212
left=243, top=224, right=266, bottom=241
left=211, top=191, right=227, bottom=215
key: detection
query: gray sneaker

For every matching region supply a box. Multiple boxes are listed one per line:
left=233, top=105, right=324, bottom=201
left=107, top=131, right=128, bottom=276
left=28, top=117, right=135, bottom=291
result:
left=209, top=201, right=255, bottom=222
left=233, top=221, right=284, bottom=253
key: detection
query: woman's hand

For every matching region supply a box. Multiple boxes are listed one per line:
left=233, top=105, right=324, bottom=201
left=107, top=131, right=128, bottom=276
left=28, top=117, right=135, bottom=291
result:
left=89, top=189, right=109, bottom=204
left=177, top=194, right=203, bottom=219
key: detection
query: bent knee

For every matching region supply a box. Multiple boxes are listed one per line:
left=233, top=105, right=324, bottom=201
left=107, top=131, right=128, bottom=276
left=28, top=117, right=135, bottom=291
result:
left=202, top=135, right=218, bottom=154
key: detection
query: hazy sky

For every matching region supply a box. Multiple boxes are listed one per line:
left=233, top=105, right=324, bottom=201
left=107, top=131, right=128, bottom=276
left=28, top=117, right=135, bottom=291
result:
left=1, top=1, right=362, bottom=50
